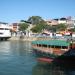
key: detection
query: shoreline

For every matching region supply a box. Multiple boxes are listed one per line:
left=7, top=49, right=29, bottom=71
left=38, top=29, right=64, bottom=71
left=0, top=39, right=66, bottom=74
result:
left=8, top=36, right=51, bottom=41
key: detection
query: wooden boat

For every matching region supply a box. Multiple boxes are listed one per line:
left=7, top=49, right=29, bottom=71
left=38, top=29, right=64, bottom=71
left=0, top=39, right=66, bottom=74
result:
left=32, top=39, right=75, bottom=63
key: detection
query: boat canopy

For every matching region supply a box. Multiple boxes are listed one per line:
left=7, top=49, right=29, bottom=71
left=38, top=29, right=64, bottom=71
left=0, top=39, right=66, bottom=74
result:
left=32, top=40, right=70, bottom=46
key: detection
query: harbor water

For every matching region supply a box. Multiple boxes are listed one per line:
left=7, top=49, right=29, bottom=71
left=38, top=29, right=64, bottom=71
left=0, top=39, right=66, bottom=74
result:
left=0, top=41, right=75, bottom=75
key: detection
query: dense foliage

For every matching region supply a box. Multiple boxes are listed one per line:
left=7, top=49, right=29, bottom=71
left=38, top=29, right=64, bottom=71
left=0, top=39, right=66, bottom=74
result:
left=27, top=16, right=44, bottom=25
left=20, top=16, right=67, bottom=33
left=48, top=24, right=67, bottom=32
left=56, top=24, right=67, bottom=31
left=19, top=23, right=29, bottom=31
left=69, top=27, right=75, bottom=32
left=31, top=20, right=48, bottom=33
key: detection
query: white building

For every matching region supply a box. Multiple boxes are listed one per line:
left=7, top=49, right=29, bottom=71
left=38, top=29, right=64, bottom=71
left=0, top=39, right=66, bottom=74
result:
left=58, top=18, right=67, bottom=24
left=71, top=16, right=75, bottom=26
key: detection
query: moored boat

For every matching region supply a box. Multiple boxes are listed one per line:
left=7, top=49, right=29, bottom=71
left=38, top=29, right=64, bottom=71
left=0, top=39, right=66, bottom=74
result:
left=0, top=23, right=11, bottom=41
left=32, top=39, right=75, bottom=63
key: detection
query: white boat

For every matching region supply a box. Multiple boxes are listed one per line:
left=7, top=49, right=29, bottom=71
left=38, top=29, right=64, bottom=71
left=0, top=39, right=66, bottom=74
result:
left=0, top=23, right=11, bottom=40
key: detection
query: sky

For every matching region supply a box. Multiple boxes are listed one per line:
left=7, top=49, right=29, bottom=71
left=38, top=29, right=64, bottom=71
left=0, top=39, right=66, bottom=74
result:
left=0, top=0, right=75, bottom=23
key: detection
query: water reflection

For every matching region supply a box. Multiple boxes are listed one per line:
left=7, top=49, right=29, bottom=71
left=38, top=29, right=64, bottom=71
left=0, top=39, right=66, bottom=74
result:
left=32, top=62, right=65, bottom=75
left=0, top=41, right=75, bottom=75
left=0, top=41, right=32, bottom=56
left=32, top=61, right=75, bottom=75
left=0, top=41, right=36, bottom=75
left=0, top=41, right=12, bottom=54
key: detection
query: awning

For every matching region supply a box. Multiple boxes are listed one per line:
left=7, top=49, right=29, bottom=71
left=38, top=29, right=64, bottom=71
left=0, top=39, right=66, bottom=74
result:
left=32, top=40, right=70, bottom=46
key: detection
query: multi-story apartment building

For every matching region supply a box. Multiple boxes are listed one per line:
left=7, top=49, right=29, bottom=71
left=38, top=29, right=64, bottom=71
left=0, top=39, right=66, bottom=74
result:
left=46, top=17, right=68, bottom=26
left=46, top=16, right=75, bottom=26
left=71, top=17, right=75, bottom=26
left=58, top=18, right=67, bottom=24
left=46, top=19, right=58, bottom=26
left=11, top=23, right=19, bottom=32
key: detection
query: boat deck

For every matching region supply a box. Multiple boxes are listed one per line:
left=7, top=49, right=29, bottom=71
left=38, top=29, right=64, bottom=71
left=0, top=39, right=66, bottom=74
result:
left=32, top=45, right=66, bottom=55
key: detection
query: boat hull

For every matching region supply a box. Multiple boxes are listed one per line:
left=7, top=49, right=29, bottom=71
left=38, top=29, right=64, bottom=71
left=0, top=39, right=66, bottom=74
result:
left=33, top=48, right=58, bottom=59
left=33, top=48, right=75, bottom=64
left=0, top=37, right=11, bottom=41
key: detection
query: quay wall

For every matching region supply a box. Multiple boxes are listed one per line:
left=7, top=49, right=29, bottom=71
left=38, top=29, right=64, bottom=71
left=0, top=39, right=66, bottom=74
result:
left=8, top=36, right=51, bottom=41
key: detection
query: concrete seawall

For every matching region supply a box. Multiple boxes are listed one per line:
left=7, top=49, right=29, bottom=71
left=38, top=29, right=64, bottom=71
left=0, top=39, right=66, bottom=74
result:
left=8, top=36, right=51, bottom=41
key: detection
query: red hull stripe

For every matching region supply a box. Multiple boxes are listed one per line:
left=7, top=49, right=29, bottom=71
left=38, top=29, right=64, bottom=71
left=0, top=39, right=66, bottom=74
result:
left=37, top=58, right=53, bottom=63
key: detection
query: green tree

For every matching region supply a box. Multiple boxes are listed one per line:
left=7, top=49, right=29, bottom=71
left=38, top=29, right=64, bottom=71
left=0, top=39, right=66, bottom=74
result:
left=56, top=24, right=67, bottom=31
left=49, top=24, right=67, bottom=32
left=31, top=25, right=41, bottom=33
left=19, top=23, right=29, bottom=31
left=50, top=26, right=57, bottom=32
left=69, top=27, right=75, bottom=32
left=31, top=21, right=48, bottom=33
left=27, top=16, right=44, bottom=25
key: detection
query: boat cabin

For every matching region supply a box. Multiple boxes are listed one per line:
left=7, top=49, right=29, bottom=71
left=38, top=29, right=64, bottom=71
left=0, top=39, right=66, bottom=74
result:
left=32, top=40, right=70, bottom=55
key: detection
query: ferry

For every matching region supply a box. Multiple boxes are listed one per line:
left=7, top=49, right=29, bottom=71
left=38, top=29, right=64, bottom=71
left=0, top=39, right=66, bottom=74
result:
left=0, top=22, right=11, bottom=40
left=32, top=39, right=75, bottom=63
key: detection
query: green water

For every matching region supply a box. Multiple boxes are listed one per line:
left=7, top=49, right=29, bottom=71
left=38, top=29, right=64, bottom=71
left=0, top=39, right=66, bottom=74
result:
left=0, top=41, right=75, bottom=75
